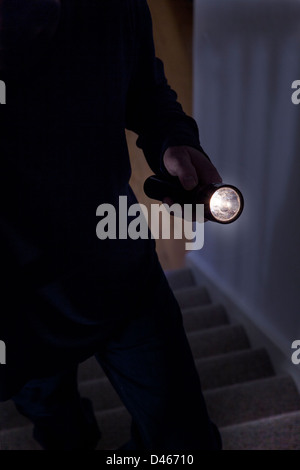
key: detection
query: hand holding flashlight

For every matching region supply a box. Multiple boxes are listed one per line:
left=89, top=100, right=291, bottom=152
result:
left=144, top=146, right=244, bottom=224
left=162, top=146, right=222, bottom=191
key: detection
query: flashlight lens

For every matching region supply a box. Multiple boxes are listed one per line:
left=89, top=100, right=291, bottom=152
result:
left=209, top=187, right=241, bottom=223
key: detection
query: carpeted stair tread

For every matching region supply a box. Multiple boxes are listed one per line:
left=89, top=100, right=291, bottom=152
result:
left=73, top=375, right=300, bottom=430
left=196, top=348, right=275, bottom=390
left=187, top=324, right=250, bottom=359
left=220, top=411, right=300, bottom=450
left=95, top=407, right=131, bottom=450
left=0, top=425, right=41, bottom=450
left=174, top=286, right=211, bottom=309
left=59, top=370, right=294, bottom=422
left=77, top=324, right=250, bottom=384
left=79, top=378, right=122, bottom=413
left=205, top=375, right=300, bottom=427
left=78, top=356, right=104, bottom=382
left=165, top=268, right=196, bottom=290
left=0, top=407, right=131, bottom=451
left=0, top=401, right=31, bottom=432
left=182, top=304, right=229, bottom=332
left=79, top=348, right=275, bottom=390
left=46, top=350, right=281, bottom=420
left=0, top=376, right=122, bottom=432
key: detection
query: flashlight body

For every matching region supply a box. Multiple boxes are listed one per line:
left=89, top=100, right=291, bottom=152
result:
left=143, top=175, right=244, bottom=224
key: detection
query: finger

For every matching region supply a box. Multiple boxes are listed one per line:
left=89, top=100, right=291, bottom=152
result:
left=164, top=152, right=198, bottom=190
left=190, top=153, right=222, bottom=187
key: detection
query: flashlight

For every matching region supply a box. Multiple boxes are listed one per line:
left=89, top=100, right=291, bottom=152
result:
left=144, top=175, right=244, bottom=224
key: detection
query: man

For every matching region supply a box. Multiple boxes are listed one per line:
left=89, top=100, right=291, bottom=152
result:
left=0, top=0, right=222, bottom=450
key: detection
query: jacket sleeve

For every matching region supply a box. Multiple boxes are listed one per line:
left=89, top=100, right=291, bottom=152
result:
left=125, top=0, right=206, bottom=175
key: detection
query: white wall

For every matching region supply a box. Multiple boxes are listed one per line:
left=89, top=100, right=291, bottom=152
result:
left=192, top=0, right=300, bottom=361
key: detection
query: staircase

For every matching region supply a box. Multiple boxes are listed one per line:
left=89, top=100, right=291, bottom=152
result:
left=0, top=267, right=300, bottom=450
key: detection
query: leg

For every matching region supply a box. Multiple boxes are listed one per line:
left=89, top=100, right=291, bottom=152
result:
left=95, top=270, right=222, bottom=451
left=12, top=366, right=101, bottom=450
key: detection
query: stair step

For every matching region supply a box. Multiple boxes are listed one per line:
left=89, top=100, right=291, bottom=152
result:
left=187, top=324, right=250, bottom=359
left=96, top=407, right=131, bottom=450
left=79, top=348, right=275, bottom=398
left=77, top=323, right=251, bottom=386
left=79, top=356, right=104, bottom=382
left=174, top=286, right=211, bottom=309
left=221, top=411, right=300, bottom=450
left=79, top=378, right=122, bottom=413
left=196, top=348, right=275, bottom=390
left=0, top=425, right=41, bottom=450
left=0, top=401, right=31, bottom=432
left=0, top=406, right=132, bottom=451
left=164, top=268, right=196, bottom=290
left=73, top=375, right=300, bottom=428
left=0, top=375, right=123, bottom=432
left=182, top=304, right=229, bottom=332
left=205, top=375, right=300, bottom=427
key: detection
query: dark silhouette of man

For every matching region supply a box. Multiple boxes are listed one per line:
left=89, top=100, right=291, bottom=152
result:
left=0, top=0, right=222, bottom=450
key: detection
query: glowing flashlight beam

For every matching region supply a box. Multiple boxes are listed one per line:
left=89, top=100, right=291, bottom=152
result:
left=209, top=187, right=242, bottom=223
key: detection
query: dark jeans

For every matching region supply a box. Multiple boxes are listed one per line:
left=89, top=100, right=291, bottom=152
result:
left=12, top=275, right=222, bottom=451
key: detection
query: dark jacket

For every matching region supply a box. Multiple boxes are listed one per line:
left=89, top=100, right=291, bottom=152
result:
left=0, top=0, right=203, bottom=400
